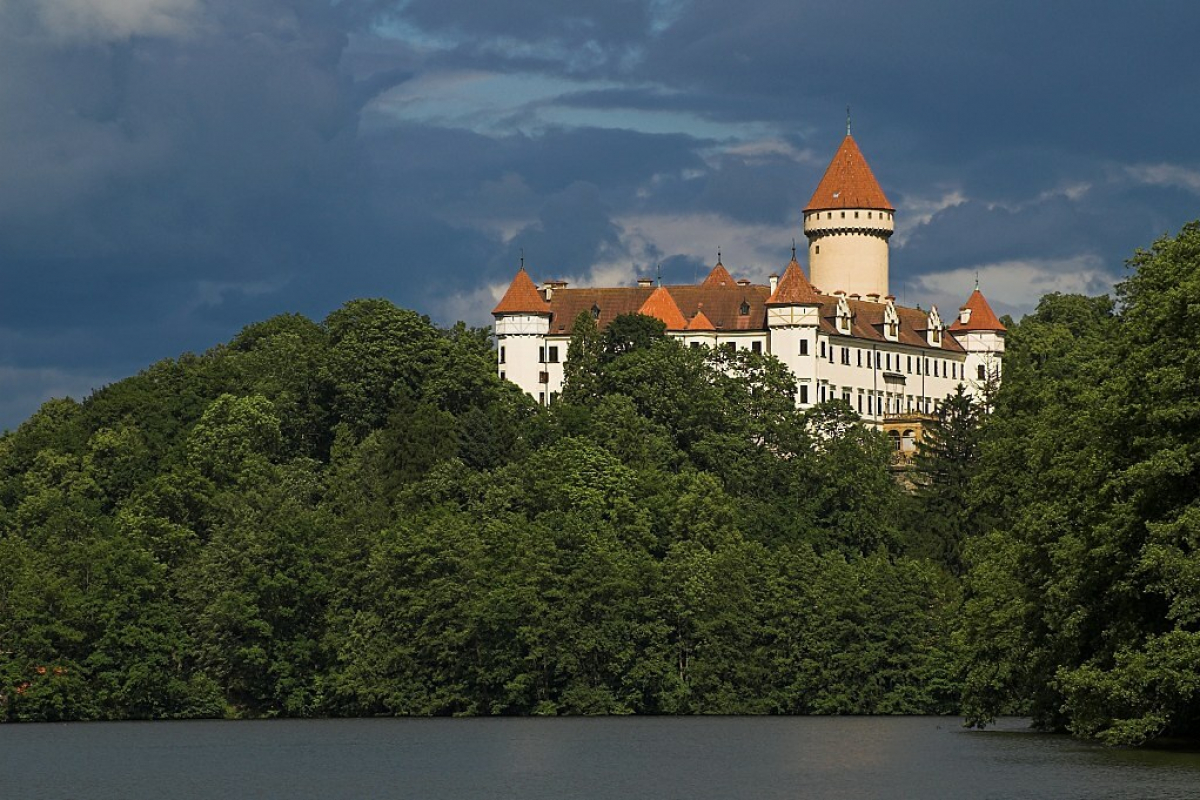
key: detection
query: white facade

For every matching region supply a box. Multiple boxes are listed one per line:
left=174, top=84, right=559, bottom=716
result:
left=492, top=133, right=1005, bottom=421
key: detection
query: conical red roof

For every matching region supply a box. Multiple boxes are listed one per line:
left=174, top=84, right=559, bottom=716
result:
left=492, top=267, right=549, bottom=315
left=686, top=309, right=716, bottom=331
left=949, top=288, right=1006, bottom=332
left=701, top=261, right=735, bottom=288
left=638, top=286, right=688, bottom=330
left=766, top=258, right=822, bottom=305
left=805, top=135, right=893, bottom=212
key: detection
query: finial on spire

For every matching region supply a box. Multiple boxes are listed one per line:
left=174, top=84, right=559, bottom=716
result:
left=974, top=271, right=980, bottom=291
left=657, top=263, right=662, bottom=287
left=520, top=248, right=525, bottom=270
left=846, top=106, right=852, bottom=136
left=717, top=246, right=722, bottom=265
left=791, top=238, right=796, bottom=260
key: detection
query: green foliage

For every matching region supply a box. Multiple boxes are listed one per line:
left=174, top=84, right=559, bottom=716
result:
left=959, top=222, right=1200, bottom=744
left=0, top=294, right=962, bottom=723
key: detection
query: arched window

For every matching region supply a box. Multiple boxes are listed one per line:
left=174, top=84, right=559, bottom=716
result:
left=902, top=429, right=916, bottom=451
left=591, top=303, right=601, bottom=319
left=739, top=301, right=750, bottom=316
left=888, top=430, right=901, bottom=450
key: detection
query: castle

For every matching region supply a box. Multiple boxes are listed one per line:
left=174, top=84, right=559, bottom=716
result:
left=491, top=131, right=1005, bottom=452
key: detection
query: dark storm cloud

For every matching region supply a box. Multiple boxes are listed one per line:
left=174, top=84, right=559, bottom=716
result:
left=2, top=0, right=1199, bottom=427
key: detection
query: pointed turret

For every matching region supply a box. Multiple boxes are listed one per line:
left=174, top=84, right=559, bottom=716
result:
left=492, top=267, right=549, bottom=315
left=766, top=257, right=822, bottom=306
left=949, top=287, right=1006, bottom=332
left=701, top=260, right=735, bottom=288
left=803, top=133, right=895, bottom=300
left=638, top=286, right=688, bottom=331
left=804, top=135, right=893, bottom=212
left=686, top=309, right=716, bottom=331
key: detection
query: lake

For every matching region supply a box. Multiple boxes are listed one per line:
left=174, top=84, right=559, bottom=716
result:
left=2, top=716, right=1199, bottom=799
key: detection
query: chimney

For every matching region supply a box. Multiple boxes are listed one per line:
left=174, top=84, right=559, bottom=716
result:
left=866, top=292, right=880, bottom=303
left=637, top=278, right=653, bottom=288
left=736, top=279, right=751, bottom=287
left=542, top=279, right=568, bottom=300
left=768, top=273, right=779, bottom=293
left=959, top=307, right=972, bottom=324
left=850, top=294, right=861, bottom=301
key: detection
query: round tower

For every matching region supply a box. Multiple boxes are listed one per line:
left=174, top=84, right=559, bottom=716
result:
left=802, top=133, right=894, bottom=299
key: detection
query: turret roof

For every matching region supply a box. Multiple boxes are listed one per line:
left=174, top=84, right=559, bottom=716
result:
left=686, top=308, right=716, bottom=331
left=701, top=261, right=736, bottom=288
left=638, top=285, right=689, bottom=330
left=492, top=267, right=549, bottom=315
left=805, top=135, right=893, bottom=212
left=766, top=257, right=823, bottom=305
left=949, top=288, right=1007, bottom=332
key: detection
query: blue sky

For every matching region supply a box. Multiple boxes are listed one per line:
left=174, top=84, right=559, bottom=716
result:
left=0, top=0, right=1197, bottom=427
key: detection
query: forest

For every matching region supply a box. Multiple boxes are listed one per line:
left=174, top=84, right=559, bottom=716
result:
left=1, top=222, right=1198, bottom=746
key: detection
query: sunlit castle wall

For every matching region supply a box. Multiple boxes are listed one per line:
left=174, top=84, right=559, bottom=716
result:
left=803, top=208, right=894, bottom=299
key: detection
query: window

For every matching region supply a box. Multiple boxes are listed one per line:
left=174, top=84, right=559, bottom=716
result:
left=820, top=341, right=826, bottom=358
left=726, top=342, right=736, bottom=353
left=842, top=390, right=851, bottom=403
left=977, top=364, right=986, bottom=380
left=916, top=359, right=922, bottom=375
left=854, top=211, right=859, bottom=219
left=739, top=301, right=750, bottom=316
left=499, top=346, right=506, bottom=364
left=539, top=392, right=546, bottom=405
left=591, top=303, right=601, bottom=319
left=924, top=358, right=930, bottom=375
left=857, top=394, right=863, bottom=413
left=499, top=371, right=505, bottom=381
left=875, top=352, right=882, bottom=369
left=829, top=345, right=835, bottom=363
left=857, top=349, right=862, bottom=367
left=815, top=245, right=820, bottom=254
left=751, top=341, right=762, bottom=355
left=886, top=353, right=892, bottom=370
left=547, top=346, right=559, bottom=363
left=907, top=355, right=912, bottom=372
left=933, top=361, right=939, bottom=377
left=800, top=339, right=809, bottom=356
left=690, top=341, right=700, bottom=349
left=819, top=386, right=826, bottom=402
left=800, top=385, right=809, bottom=404
left=841, top=211, right=846, bottom=218
left=841, top=348, right=850, bottom=365
left=538, top=346, right=545, bottom=363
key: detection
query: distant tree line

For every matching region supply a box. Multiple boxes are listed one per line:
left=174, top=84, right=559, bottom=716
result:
left=2, top=223, right=1199, bottom=745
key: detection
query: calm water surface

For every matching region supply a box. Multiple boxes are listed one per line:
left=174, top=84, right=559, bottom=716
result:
left=3, top=716, right=1199, bottom=799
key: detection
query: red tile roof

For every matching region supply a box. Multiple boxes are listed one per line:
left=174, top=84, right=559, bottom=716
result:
left=805, top=135, right=893, bottom=212
left=536, top=279, right=964, bottom=353
left=949, top=288, right=1007, bottom=332
left=687, top=308, right=716, bottom=331
left=766, top=258, right=822, bottom=305
left=701, top=261, right=736, bottom=287
left=638, top=286, right=689, bottom=331
left=492, top=267, right=549, bottom=315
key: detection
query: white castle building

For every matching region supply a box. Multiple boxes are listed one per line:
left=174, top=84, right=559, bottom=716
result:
left=492, top=131, right=1005, bottom=441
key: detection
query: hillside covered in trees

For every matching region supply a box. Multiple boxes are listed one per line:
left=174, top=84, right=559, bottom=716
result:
left=3, top=223, right=1200, bottom=745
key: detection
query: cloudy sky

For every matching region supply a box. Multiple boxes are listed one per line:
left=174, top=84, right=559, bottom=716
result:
left=1, top=0, right=1197, bottom=427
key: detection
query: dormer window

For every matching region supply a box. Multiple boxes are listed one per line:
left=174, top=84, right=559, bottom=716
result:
left=739, top=301, right=750, bottom=316
left=591, top=303, right=601, bottom=319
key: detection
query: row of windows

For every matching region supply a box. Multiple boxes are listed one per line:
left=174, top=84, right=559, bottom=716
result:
left=815, top=340, right=963, bottom=379
left=808, top=211, right=894, bottom=221
left=689, top=340, right=763, bottom=354
left=800, top=383, right=942, bottom=416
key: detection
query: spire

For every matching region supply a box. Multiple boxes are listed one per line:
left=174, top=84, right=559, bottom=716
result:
left=846, top=105, right=851, bottom=136
left=638, top=286, right=688, bottom=330
left=492, top=266, right=550, bottom=315
left=766, top=256, right=822, bottom=306
left=949, top=286, right=1006, bottom=332
left=804, top=134, right=893, bottom=212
